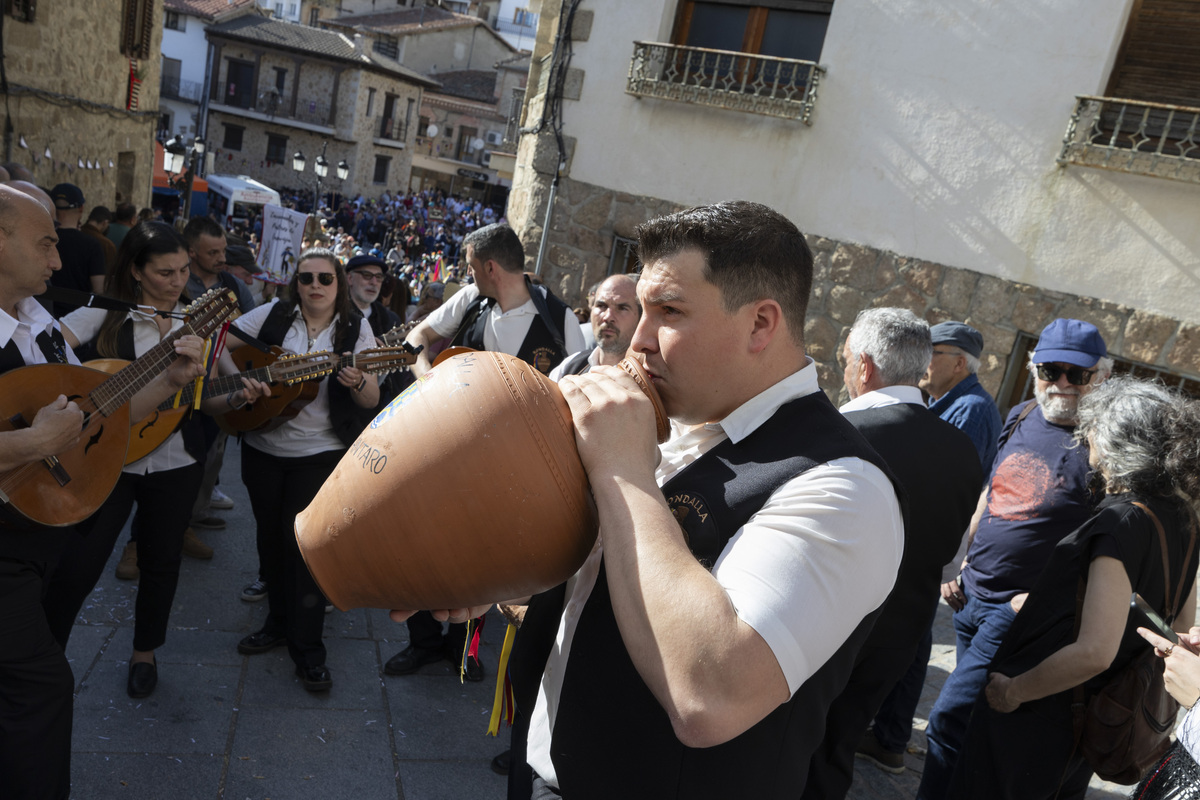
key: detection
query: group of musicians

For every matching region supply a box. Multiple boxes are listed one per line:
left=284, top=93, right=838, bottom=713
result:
left=0, top=186, right=398, bottom=799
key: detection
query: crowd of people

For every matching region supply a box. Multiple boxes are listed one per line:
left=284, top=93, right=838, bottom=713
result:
left=1, top=170, right=1198, bottom=800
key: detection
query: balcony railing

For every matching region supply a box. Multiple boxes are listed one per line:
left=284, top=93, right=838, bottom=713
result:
left=626, top=41, right=825, bottom=124
left=1058, top=95, right=1200, bottom=184
left=161, top=76, right=202, bottom=103
left=379, top=117, right=408, bottom=142
left=255, top=91, right=332, bottom=127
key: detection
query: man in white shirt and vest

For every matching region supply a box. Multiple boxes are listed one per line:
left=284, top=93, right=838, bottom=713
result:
left=400, top=201, right=906, bottom=798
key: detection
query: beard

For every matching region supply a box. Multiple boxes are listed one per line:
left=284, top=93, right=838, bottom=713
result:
left=1034, top=383, right=1080, bottom=424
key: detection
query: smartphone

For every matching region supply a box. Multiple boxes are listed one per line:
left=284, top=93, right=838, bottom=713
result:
left=1131, top=593, right=1179, bottom=645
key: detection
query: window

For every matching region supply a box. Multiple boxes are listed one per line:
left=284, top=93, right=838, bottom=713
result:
left=164, top=9, right=184, bottom=31
left=674, top=1, right=832, bottom=63
left=224, top=60, right=255, bottom=108
left=373, top=155, right=391, bottom=185
left=266, top=133, right=288, bottom=163
left=373, top=35, right=399, bottom=60
left=5, top=0, right=36, bottom=23
left=418, top=115, right=430, bottom=136
left=405, top=98, right=415, bottom=136
left=443, top=125, right=453, bottom=139
left=161, top=56, right=182, bottom=98
left=608, top=236, right=639, bottom=275
left=273, top=67, right=287, bottom=95
left=222, top=123, right=245, bottom=151
left=366, top=88, right=376, bottom=118
left=1105, top=1, right=1200, bottom=108
left=514, top=7, right=536, bottom=26
left=309, top=7, right=319, bottom=25
left=120, top=0, right=155, bottom=59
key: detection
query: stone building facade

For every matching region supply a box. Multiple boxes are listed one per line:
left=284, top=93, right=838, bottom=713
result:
left=0, top=0, right=164, bottom=208
left=205, top=14, right=435, bottom=198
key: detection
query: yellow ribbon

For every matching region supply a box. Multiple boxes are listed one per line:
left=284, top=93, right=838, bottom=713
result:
left=487, top=623, right=517, bottom=736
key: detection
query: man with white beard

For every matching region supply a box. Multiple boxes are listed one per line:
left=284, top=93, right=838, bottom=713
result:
left=916, top=319, right=1113, bottom=800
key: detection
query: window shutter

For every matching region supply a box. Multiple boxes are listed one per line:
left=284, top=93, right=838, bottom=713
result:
left=1107, top=0, right=1200, bottom=107
left=120, top=0, right=154, bottom=59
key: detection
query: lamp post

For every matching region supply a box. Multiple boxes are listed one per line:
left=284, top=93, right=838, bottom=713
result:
left=291, top=141, right=349, bottom=214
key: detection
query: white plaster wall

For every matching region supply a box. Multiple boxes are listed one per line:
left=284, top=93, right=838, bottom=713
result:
left=162, top=15, right=209, bottom=86
left=560, top=0, right=1200, bottom=325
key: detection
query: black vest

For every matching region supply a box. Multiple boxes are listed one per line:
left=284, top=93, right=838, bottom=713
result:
left=449, top=280, right=571, bottom=375
left=258, top=301, right=372, bottom=448
left=0, top=327, right=69, bottom=372
left=512, top=391, right=902, bottom=798
left=555, top=348, right=592, bottom=377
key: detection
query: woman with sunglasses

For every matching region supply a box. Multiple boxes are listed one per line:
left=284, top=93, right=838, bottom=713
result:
left=217, top=247, right=378, bottom=692
left=947, top=377, right=1200, bottom=798
left=42, top=221, right=248, bottom=698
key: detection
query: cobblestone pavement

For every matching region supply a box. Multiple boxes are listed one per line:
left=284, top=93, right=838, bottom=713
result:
left=64, top=440, right=1168, bottom=798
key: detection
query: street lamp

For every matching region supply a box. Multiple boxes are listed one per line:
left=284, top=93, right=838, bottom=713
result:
left=291, top=141, right=346, bottom=213
left=337, top=160, right=350, bottom=181
left=163, top=135, right=187, bottom=173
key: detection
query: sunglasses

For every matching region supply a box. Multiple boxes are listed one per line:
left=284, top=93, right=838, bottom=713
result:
left=1035, top=363, right=1095, bottom=386
left=351, top=271, right=385, bottom=282
left=297, top=272, right=336, bottom=286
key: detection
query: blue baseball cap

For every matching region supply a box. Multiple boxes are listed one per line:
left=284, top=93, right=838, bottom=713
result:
left=1032, top=319, right=1107, bottom=368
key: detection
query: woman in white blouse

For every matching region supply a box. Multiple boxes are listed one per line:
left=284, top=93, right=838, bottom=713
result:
left=1137, top=624, right=1200, bottom=798
left=43, top=222, right=263, bottom=699
left=217, top=248, right=378, bottom=693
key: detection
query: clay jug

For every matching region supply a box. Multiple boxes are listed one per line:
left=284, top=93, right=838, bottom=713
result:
left=294, top=351, right=668, bottom=611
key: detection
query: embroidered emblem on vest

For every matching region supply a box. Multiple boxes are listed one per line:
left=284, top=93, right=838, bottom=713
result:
left=529, top=346, right=557, bottom=375
left=667, top=491, right=719, bottom=570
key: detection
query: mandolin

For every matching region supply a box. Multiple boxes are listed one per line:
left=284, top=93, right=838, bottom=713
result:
left=218, top=344, right=421, bottom=434
left=0, top=289, right=240, bottom=527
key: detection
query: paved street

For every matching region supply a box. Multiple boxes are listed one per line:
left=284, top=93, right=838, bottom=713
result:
left=63, top=439, right=1152, bottom=798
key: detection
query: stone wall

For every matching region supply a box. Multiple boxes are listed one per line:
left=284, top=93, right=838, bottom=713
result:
left=512, top=173, right=1200, bottom=401
left=0, top=0, right=162, bottom=208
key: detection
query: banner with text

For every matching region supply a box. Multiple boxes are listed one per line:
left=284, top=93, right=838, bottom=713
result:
left=257, top=204, right=309, bottom=284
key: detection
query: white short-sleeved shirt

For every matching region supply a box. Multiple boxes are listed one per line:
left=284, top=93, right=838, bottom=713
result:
left=526, top=361, right=905, bottom=787
left=423, top=283, right=587, bottom=358
left=61, top=304, right=196, bottom=475
left=0, top=297, right=80, bottom=366
left=233, top=299, right=375, bottom=458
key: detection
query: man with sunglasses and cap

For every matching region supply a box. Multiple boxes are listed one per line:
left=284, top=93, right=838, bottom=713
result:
left=917, top=318, right=1113, bottom=800
left=344, top=253, right=401, bottom=343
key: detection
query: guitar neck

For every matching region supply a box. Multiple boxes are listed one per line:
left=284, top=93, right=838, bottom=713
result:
left=157, top=363, right=276, bottom=410
left=90, top=322, right=196, bottom=416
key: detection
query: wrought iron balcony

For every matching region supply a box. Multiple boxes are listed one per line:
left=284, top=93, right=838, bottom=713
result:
left=379, top=117, right=408, bottom=142
left=1058, top=95, right=1200, bottom=184
left=626, top=41, right=825, bottom=124
left=161, top=76, right=202, bottom=103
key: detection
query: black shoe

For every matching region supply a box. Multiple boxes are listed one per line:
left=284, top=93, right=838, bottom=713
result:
left=491, top=749, right=510, bottom=776
left=295, top=664, right=332, bottom=692
left=127, top=659, right=157, bottom=698
left=237, top=630, right=286, bottom=655
left=383, top=644, right=443, bottom=676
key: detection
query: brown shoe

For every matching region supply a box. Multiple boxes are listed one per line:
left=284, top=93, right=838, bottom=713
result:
left=115, top=541, right=139, bottom=580
left=182, top=528, right=214, bottom=559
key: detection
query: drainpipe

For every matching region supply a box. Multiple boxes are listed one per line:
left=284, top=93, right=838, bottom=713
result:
left=533, top=162, right=563, bottom=277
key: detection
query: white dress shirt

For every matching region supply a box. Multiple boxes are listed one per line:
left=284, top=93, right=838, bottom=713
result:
left=526, top=361, right=905, bottom=787
left=234, top=299, right=375, bottom=458
left=838, top=384, right=925, bottom=412
left=0, top=297, right=80, bottom=366
left=60, top=304, right=196, bottom=474
left=424, top=283, right=587, bottom=358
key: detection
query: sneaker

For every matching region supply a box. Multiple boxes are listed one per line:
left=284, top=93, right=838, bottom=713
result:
left=181, top=528, right=214, bottom=559
left=855, top=730, right=906, bottom=774
left=115, top=541, right=139, bottom=580
left=190, top=516, right=226, bottom=530
left=209, top=488, right=235, bottom=510
left=241, top=579, right=268, bottom=602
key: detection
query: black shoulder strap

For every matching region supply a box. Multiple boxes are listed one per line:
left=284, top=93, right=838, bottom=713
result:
left=997, top=399, right=1037, bottom=452
left=115, top=319, right=136, bottom=361
left=256, top=301, right=294, bottom=348
left=524, top=275, right=565, bottom=352
left=35, top=327, right=70, bottom=364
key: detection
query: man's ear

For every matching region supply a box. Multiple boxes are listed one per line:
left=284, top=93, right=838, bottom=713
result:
left=858, top=352, right=876, bottom=390
left=747, top=299, right=783, bottom=354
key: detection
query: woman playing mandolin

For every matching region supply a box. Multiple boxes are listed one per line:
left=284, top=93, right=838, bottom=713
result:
left=217, top=247, right=378, bottom=693
left=43, top=221, right=266, bottom=699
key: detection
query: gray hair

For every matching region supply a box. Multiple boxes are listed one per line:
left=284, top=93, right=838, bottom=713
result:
left=846, top=308, right=932, bottom=387
left=940, top=344, right=980, bottom=374
left=1075, top=376, right=1200, bottom=498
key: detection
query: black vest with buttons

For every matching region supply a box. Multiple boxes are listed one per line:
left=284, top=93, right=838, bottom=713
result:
left=449, top=280, right=571, bottom=375
left=510, top=390, right=903, bottom=798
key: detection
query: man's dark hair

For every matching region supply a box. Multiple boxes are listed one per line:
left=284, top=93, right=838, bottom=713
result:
left=635, top=200, right=813, bottom=344
left=86, top=205, right=113, bottom=224
left=114, top=203, right=138, bottom=224
left=462, top=223, right=524, bottom=273
left=182, top=216, right=226, bottom=249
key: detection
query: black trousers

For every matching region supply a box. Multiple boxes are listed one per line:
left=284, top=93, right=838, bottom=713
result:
left=801, top=641, right=919, bottom=800
left=407, top=611, right=468, bottom=654
left=241, top=444, right=340, bottom=669
left=43, top=462, right=204, bottom=652
left=0, top=557, right=74, bottom=800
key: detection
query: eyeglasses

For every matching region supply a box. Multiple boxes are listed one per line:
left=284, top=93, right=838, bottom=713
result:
left=1035, top=363, right=1095, bottom=386
left=297, top=272, right=336, bottom=286
left=351, top=271, right=385, bottom=283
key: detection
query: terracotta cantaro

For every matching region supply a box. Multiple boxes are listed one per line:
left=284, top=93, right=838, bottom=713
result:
left=294, top=350, right=668, bottom=611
